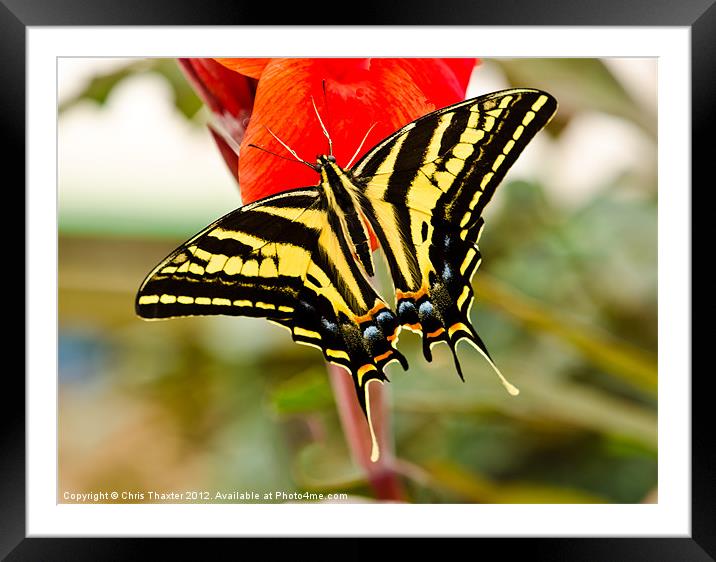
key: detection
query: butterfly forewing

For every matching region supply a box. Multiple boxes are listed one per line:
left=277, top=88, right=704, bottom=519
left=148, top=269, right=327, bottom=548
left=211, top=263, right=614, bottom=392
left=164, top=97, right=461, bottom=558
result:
left=352, top=89, right=557, bottom=376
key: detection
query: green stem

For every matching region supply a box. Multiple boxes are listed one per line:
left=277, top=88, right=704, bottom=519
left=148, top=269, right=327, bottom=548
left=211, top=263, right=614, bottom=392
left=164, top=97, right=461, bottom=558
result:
left=327, top=364, right=405, bottom=501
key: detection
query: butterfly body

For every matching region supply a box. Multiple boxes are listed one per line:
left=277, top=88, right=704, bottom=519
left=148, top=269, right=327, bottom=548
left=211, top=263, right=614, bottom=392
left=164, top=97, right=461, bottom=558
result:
left=316, top=154, right=377, bottom=277
left=137, top=88, right=557, bottom=430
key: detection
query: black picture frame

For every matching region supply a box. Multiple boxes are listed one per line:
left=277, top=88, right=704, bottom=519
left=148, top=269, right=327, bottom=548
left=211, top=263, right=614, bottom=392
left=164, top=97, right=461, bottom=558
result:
left=7, top=0, right=708, bottom=558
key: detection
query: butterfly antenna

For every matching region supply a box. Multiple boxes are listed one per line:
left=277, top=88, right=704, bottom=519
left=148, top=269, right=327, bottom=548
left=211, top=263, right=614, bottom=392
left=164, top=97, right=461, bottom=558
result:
left=322, top=80, right=334, bottom=156
left=311, top=91, right=333, bottom=157
left=346, top=122, right=378, bottom=169
left=247, top=143, right=317, bottom=171
left=263, top=126, right=318, bottom=171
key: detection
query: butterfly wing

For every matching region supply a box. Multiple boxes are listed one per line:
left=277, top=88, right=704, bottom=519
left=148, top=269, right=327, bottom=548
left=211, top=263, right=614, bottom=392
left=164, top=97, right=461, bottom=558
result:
left=351, top=89, right=557, bottom=381
left=136, top=187, right=406, bottom=415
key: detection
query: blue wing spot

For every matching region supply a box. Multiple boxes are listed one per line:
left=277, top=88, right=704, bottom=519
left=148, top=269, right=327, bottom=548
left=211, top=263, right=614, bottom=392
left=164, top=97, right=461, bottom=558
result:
left=321, top=318, right=339, bottom=337
left=418, top=300, right=434, bottom=317
left=363, top=325, right=381, bottom=342
left=375, top=310, right=398, bottom=334
left=442, top=262, right=454, bottom=284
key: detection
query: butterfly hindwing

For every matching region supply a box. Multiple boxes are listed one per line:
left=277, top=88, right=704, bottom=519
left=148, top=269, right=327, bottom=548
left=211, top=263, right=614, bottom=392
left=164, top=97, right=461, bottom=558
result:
left=352, top=89, right=557, bottom=377
left=136, top=187, right=407, bottom=414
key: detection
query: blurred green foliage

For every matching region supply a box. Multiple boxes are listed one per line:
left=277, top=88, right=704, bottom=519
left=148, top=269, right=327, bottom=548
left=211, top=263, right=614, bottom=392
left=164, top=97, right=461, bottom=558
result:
left=59, top=58, right=657, bottom=504
left=59, top=59, right=203, bottom=120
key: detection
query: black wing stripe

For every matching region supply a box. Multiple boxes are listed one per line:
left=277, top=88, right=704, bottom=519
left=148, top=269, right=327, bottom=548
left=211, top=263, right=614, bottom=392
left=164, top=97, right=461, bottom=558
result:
left=380, top=121, right=432, bottom=287
left=450, top=93, right=557, bottom=224
left=437, top=107, right=471, bottom=159
left=351, top=95, right=483, bottom=177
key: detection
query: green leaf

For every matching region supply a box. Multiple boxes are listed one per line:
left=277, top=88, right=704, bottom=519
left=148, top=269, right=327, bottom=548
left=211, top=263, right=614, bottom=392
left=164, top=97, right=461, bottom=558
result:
left=149, top=59, right=204, bottom=120
left=59, top=59, right=202, bottom=121
left=59, top=61, right=148, bottom=113
left=270, top=368, right=335, bottom=414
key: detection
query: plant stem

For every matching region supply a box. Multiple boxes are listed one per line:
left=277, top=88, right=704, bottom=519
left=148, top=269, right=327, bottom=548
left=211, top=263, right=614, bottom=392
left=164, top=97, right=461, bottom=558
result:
left=328, top=363, right=406, bottom=502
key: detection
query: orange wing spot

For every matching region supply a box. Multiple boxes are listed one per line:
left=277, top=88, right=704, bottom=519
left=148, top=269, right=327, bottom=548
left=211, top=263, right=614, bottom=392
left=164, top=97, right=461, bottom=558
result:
left=403, top=323, right=423, bottom=335
left=396, top=283, right=429, bottom=302
left=426, top=327, right=445, bottom=339
left=357, top=363, right=378, bottom=385
left=387, top=333, right=398, bottom=342
left=354, top=300, right=388, bottom=324
left=373, top=350, right=393, bottom=363
left=448, top=322, right=469, bottom=338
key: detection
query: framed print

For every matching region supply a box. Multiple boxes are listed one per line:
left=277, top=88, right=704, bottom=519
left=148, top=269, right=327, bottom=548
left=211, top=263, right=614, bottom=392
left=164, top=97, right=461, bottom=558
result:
left=8, top=0, right=710, bottom=559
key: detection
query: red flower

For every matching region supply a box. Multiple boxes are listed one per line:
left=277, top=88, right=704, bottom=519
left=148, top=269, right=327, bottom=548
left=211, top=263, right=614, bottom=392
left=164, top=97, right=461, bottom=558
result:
left=180, top=58, right=477, bottom=205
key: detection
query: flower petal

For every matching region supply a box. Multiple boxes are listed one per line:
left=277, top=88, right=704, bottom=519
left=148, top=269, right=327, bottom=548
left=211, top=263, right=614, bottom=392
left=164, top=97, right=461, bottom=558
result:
left=178, top=58, right=256, bottom=122
left=214, top=58, right=271, bottom=80
left=239, top=58, right=464, bottom=204
left=370, top=58, right=477, bottom=110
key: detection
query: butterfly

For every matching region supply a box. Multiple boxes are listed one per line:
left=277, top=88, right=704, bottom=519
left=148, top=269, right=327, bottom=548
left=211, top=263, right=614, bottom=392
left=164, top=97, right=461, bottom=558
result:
left=136, top=88, right=558, bottom=459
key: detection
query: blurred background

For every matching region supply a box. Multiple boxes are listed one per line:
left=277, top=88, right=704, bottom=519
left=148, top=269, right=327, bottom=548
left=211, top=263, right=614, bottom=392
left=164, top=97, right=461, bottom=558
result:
left=58, top=58, right=657, bottom=503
